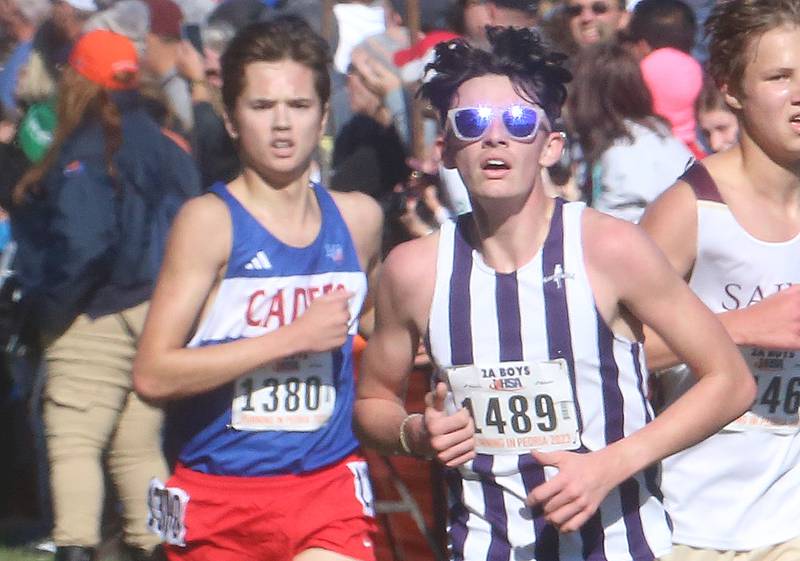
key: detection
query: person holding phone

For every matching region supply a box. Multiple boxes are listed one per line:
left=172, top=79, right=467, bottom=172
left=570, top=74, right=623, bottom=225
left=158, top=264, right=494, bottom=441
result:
left=181, top=22, right=204, bottom=55
left=354, top=26, right=754, bottom=560
left=143, top=0, right=193, bottom=132
left=174, top=22, right=241, bottom=189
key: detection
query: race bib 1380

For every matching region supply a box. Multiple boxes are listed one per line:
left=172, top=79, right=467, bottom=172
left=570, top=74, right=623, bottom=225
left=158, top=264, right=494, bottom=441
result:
left=231, top=352, right=337, bottom=431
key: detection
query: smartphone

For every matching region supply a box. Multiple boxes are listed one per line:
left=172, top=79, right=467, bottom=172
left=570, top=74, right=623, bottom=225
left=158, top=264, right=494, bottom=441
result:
left=181, top=23, right=204, bottom=55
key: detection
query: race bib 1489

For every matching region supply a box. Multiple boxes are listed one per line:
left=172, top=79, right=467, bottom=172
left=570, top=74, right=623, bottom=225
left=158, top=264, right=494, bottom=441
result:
left=445, top=359, right=580, bottom=455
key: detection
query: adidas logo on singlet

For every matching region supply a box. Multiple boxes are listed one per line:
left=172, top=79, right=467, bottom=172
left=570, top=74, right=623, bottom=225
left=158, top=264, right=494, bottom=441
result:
left=244, top=250, right=272, bottom=270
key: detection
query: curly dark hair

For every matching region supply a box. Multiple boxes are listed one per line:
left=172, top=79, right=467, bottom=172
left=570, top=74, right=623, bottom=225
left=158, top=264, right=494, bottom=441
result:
left=418, top=26, right=572, bottom=125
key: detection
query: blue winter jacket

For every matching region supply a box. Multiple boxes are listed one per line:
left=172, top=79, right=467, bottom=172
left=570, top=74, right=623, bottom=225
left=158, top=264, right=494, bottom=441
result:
left=12, top=91, right=201, bottom=338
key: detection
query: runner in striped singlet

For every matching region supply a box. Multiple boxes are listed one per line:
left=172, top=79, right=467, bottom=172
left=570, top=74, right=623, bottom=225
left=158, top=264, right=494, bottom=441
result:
left=355, top=26, right=755, bottom=561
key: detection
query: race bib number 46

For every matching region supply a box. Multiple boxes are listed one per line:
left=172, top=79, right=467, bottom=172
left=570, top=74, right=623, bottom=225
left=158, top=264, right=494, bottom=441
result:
left=725, top=349, right=800, bottom=434
left=231, top=352, right=336, bottom=431
left=445, top=359, right=580, bottom=455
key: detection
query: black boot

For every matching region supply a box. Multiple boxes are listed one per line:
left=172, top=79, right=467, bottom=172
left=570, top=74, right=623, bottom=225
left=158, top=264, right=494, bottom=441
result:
left=54, top=546, right=96, bottom=561
left=125, top=544, right=166, bottom=561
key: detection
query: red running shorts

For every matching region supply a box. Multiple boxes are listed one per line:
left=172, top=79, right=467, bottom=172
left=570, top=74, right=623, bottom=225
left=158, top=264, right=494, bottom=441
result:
left=153, top=453, right=377, bottom=561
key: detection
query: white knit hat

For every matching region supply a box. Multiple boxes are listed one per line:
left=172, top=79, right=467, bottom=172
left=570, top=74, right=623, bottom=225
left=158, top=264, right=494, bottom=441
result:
left=63, top=0, right=99, bottom=12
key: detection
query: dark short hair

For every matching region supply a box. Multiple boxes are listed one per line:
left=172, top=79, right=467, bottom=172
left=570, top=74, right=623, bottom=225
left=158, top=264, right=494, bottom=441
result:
left=629, top=0, right=696, bottom=53
left=418, top=26, right=571, bottom=124
left=565, top=0, right=626, bottom=10
left=488, top=0, right=539, bottom=15
left=220, top=15, right=331, bottom=115
left=706, top=0, right=800, bottom=93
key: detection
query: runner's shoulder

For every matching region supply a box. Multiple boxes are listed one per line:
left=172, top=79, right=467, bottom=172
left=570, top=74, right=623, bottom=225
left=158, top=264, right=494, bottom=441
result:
left=329, top=189, right=383, bottom=237
left=381, top=233, right=439, bottom=297
left=582, top=207, right=647, bottom=258
left=168, top=191, right=233, bottom=263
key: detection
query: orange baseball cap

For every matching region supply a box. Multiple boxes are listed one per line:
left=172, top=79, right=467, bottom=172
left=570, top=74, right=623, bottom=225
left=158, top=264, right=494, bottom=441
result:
left=69, top=30, right=139, bottom=90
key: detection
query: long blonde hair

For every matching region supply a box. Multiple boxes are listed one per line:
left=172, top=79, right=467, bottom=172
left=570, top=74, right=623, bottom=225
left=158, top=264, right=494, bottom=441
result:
left=13, top=67, right=124, bottom=206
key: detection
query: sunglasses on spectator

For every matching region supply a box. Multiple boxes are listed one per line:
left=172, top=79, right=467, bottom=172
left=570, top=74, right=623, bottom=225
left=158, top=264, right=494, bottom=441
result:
left=565, top=1, right=611, bottom=17
left=446, top=105, right=546, bottom=142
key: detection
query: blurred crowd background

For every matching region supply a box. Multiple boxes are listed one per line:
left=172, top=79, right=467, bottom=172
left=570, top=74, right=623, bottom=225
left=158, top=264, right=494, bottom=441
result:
left=0, top=0, right=726, bottom=558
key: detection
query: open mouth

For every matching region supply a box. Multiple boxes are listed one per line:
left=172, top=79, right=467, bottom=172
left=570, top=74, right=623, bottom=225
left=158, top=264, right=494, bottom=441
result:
left=482, top=158, right=510, bottom=171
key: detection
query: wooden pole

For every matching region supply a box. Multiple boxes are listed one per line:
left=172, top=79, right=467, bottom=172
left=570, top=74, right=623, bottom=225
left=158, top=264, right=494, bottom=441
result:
left=405, top=0, right=426, bottom=159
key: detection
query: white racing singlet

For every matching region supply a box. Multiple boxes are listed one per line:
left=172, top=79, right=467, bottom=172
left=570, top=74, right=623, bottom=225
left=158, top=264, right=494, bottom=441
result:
left=659, top=162, right=800, bottom=550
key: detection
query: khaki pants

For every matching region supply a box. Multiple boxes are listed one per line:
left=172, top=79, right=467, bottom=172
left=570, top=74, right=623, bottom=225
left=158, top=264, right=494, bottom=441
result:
left=43, top=302, right=167, bottom=550
left=660, top=536, right=800, bottom=561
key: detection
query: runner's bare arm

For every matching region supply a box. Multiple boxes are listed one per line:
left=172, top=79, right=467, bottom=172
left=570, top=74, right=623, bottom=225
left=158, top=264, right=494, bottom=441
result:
left=354, top=236, right=476, bottom=467
left=133, top=195, right=353, bottom=401
left=641, top=180, right=800, bottom=370
left=637, top=181, right=699, bottom=369
left=527, top=212, right=755, bottom=532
